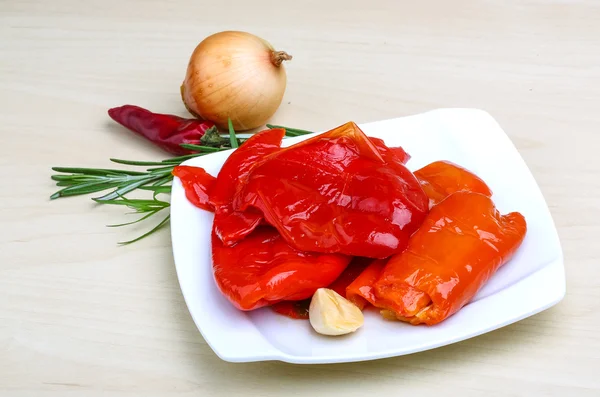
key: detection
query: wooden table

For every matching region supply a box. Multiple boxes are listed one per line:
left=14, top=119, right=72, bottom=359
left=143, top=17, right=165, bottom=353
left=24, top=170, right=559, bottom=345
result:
left=2, top=1, right=599, bottom=395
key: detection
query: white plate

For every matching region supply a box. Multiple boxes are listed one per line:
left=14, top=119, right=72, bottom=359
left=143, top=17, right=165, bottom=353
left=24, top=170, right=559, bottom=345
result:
left=170, top=108, right=565, bottom=364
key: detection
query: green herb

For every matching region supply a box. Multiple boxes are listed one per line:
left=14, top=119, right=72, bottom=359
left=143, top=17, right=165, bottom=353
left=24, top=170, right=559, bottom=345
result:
left=50, top=123, right=314, bottom=245
left=179, top=144, right=222, bottom=152
left=266, top=124, right=315, bottom=137
left=100, top=196, right=171, bottom=244
left=199, top=125, right=229, bottom=147
left=50, top=150, right=213, bottom=244
left=228, top=118, right=239, bottom=148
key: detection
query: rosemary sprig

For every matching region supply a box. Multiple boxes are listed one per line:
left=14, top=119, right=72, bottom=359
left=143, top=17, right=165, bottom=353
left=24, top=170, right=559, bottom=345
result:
left=51, top=149, right=211, bottom=243
left=100, top=196, right=170, bottom=244
left=50, top=123, right=313, bottom=245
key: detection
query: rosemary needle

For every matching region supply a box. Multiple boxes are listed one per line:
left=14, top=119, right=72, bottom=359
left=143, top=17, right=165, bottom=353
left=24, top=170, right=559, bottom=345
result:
left=265, top=124, right=315, bottom=137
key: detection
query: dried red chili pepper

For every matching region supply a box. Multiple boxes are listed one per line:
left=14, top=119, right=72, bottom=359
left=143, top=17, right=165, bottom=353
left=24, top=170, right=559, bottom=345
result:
left=108, top=105, right=216, bottom=155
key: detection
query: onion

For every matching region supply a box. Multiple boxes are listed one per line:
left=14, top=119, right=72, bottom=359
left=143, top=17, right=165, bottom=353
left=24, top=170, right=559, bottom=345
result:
left=181, top=31, right=292, bottom=131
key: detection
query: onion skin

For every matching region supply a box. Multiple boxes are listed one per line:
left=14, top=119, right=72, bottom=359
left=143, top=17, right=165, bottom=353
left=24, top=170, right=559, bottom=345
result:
left=181, top=31, right=291, bottom=131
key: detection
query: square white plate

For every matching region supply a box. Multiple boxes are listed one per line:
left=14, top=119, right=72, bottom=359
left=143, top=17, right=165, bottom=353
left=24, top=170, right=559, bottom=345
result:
left=170, top=108, right=565, bottom=364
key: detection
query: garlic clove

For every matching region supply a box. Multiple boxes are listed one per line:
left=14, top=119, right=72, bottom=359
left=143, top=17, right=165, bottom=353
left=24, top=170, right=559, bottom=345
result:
left=309, top=288, right=364, bottom=336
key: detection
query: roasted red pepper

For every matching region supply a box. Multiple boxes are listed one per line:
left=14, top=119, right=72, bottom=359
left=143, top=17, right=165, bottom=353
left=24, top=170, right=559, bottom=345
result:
left=108, top=105, right=216, bottom=155
left=370, top=191, right=526, bottom=325
left=172, top=165, right=216, bottom=211
left=414, top=160, right=492, bottom=207
left=225, top=122, right=429, bottom=258
left=346, top=160, right=496, bottom=313
left=174, top=123, right=527, bottom=325
left=271, top=257, right=372, bottom=320
left=369, top=137, right=411, bottom=165
left=175, top=157, right=352, bottom=312
left=327, top=257, right=374, bottom=298
left=346, top=259, right=387, bottom=310
left=212, top=227, right=351, bottom=311
left=210, top=128, right=285, bottom=245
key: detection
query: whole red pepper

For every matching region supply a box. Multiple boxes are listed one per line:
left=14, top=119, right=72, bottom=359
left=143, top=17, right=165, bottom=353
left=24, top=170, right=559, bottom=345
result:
left=108, top=105, right=216, bottom=155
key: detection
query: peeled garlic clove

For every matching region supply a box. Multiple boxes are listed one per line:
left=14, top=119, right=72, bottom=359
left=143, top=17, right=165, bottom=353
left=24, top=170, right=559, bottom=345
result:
left=309, top=288, right=364, bottom=336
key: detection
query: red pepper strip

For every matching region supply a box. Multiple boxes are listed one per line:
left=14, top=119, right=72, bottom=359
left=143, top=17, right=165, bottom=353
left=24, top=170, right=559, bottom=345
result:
left=108, top=105, right=216, bottom=155
left=211, top=128, right=286, bottom=245
left=211, top=226, right=351, bottom=311
left=414, top=160, right=492, bottom=207
left=271, top=299, right=311, bottom=320
left=345, top=259, right=388, bottom=310
left=271, top=257, right=373, bottom=320
left=369, top=137, right=411, bottom=165
left=172, top=166, right=216, bottom=211
left=229, top=121, right=429, bottom=258
left=372, top=192, right=527, bottom=325
left=327, top=257, right=374, bottom=298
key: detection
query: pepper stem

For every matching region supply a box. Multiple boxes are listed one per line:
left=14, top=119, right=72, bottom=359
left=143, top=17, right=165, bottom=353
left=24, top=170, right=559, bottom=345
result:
left=271, top=51, right=293, bottom=67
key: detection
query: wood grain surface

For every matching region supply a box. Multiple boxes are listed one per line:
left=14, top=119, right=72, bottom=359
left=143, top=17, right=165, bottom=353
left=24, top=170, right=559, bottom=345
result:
left=1, top=0, right=599, bottom=396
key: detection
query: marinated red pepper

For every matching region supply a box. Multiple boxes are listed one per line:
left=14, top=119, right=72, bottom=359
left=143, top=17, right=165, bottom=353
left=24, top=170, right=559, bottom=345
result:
left=211, top=128, right=286, bottom=245
left=212, top=227, right=351, bottom=311
left=172, top=165, right=216, bottom=211
left=369, top=137, right=411, bottom=165
left=346, top=160, right=496, bottom=312
left=271, top=257, right=373, bottom=320
left=174, top=155, right=352, bottom=312
left=173, top=122, right=526, bottom=326
left=108, top=105, right=216, bottom=155
left=372, top=191, right=527, bottom=325
left=345, top=259, right=387, bottom=310
left=414, top=160, right=492, bottom=207
left=226, top=121, right=429, bottom=258
left=327, top=257, right=374, bottom=298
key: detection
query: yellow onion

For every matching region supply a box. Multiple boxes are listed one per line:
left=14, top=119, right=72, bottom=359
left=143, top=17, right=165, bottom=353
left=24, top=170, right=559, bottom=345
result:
left=181, top=31, right=292, bottom=131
